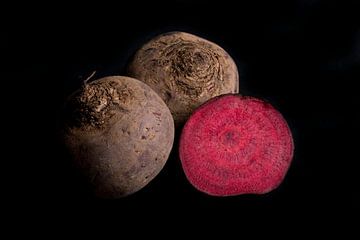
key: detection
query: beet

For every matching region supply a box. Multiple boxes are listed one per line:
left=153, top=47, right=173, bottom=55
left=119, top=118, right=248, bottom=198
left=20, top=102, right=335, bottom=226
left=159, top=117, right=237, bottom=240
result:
left=127, top=31, right=239, bottom=126
left=179, top=94, right=294, bottom=196
left=63, top=76, right=174, bottom=198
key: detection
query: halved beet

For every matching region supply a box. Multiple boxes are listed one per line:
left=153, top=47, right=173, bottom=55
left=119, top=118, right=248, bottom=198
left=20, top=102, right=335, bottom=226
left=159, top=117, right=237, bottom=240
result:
left=179, top=94, right=294, bottom=196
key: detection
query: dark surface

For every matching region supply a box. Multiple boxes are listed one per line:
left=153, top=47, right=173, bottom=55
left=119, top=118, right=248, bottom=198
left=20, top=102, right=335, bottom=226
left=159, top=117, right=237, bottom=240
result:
left=5, top=0, right=359, bottom=225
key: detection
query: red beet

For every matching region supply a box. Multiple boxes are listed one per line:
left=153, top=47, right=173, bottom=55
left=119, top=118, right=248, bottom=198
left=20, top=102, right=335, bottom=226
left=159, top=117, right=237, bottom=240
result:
left=179, top=94, right=294, bottom=196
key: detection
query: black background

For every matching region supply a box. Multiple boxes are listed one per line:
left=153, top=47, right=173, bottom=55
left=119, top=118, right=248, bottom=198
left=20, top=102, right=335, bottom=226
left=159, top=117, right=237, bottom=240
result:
left=4, top=0, right=359, bottom=227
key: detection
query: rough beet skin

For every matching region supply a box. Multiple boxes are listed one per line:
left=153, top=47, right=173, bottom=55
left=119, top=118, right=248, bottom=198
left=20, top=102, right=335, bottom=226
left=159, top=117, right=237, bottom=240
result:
left=179, top=94, right=294, bottom=196
left=127, top=31, right=239, bottom=126
left=63, top=76, right=174, bottom=198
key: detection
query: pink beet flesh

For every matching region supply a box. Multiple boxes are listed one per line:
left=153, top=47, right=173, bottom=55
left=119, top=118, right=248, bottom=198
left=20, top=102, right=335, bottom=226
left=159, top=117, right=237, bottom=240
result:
left=179, top=95, right=294, bottom=196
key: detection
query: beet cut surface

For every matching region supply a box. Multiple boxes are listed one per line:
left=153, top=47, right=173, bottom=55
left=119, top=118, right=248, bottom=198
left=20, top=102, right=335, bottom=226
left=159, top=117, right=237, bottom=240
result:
left=179, top=95, right=294, bottom=196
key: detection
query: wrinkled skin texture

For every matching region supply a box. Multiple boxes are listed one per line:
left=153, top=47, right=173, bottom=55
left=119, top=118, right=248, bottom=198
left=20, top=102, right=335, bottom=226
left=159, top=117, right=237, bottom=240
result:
left=63, top=76, right=174, bottom=198
left=128, top=32, right=239, bottom=125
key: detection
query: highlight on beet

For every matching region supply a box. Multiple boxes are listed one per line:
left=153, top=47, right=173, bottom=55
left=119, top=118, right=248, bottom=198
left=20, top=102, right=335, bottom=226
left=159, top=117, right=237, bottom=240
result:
left=179, top=94, right=294, bottom=196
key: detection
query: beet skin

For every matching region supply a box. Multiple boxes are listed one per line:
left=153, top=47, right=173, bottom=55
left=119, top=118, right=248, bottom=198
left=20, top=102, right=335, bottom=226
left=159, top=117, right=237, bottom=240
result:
left=127, top=31, right=239, bottom=126
left=179, top=94, right=294, bottom=196
left=63, top=76, right=174, bottom=198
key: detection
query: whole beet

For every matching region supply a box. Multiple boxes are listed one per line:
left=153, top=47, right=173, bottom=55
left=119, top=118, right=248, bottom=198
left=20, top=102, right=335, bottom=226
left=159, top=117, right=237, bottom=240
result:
left=63, top=76, right=174, bottom=198
left=128, top=32, right=239, bottom=126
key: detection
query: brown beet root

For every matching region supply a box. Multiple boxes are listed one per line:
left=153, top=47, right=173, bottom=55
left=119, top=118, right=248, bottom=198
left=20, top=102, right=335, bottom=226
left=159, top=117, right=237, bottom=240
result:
left=179, top=94, right=294, bottom=196
left=63, top=76, right=174, bottom=198
left=127, top=31, right=239, bottom=125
